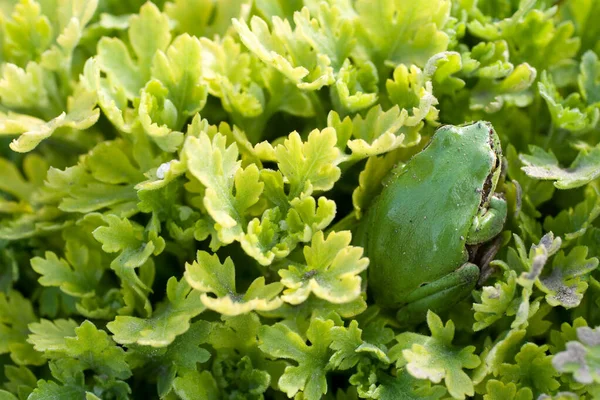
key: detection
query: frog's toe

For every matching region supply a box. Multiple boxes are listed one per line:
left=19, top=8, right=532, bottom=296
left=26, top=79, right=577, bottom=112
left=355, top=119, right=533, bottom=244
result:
left=466, top=196, right=507, bottom=245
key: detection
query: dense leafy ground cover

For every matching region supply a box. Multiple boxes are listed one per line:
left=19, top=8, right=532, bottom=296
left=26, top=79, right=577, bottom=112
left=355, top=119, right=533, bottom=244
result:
left=1, top=0, right=600, bottom=399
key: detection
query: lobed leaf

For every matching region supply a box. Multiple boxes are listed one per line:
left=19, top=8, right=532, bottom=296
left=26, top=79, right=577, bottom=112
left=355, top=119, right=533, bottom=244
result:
left=107, top=277, right=205, bottom=347
left=259, top=317, right=334, bottom=400
left=521, top=145, right=600, bottom=189
left=279, top=230, right=368, bottom=305
left=185, top=251, right=282, bottom=315
left=395, top=312, right=481, bottom=399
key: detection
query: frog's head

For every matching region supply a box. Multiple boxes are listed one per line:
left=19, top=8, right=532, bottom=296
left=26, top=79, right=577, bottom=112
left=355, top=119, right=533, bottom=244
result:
left=437, top=121, right=503, bottom=204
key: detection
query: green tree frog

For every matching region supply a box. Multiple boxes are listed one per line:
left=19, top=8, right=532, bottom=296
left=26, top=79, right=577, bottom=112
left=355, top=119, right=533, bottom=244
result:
left=360, top=121, right=507, bottom=325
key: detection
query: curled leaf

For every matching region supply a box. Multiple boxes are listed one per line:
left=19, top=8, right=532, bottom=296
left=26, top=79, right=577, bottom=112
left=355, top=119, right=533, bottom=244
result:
left=279, top=230, right=369, bottom=305
left=185, top=251, right=282, bottom=315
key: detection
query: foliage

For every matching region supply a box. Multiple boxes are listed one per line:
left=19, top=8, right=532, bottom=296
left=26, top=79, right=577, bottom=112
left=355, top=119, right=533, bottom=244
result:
left=1, top=0, right=600, bottom=399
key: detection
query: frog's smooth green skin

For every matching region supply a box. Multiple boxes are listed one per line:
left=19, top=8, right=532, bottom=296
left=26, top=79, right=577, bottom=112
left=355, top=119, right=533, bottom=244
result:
left=362, top=121, right=507, bottom=320
left=395, top=263, right=479, bottom=326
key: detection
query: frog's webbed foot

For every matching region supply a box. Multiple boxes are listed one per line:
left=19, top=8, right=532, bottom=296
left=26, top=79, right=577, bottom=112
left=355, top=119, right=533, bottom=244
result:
left=466, top=195, right=507, bottom=245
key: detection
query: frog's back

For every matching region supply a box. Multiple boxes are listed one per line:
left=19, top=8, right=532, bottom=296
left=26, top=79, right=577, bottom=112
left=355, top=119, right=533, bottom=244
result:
left=365, top=122, right=497, bottom=308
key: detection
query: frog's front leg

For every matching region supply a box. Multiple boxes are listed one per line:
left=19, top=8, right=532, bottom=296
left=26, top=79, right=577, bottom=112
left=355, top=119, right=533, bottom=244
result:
left=466, top=195, right=507, bottom=245
left=395, top=263, right=479, bottom=326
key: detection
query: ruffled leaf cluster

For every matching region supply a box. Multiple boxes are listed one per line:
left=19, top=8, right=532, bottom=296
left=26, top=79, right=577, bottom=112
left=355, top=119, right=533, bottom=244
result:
left=1, top=0, right=600, bottom=399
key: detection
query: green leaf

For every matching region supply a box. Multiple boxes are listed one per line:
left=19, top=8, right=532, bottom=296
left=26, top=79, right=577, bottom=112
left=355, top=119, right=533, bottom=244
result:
left=253, top=0, right=303, bottom=23
left=0, top=62, right=48, bottom=111
left=333, top=59, right=378, bottom=113
left=38, top=0, right=98, bottom=71
left=107, top=277, right=205, bottom=347
left=165, top=0, right=251, bottom=38
left=208, top=313, right=262, bottom=354
left=253, top=57, right=316, bottom=122
left=41, top=140, right=143, bottom=215
left=185, top=251, right=282, bottom=315
left=199, top=36, right=264, bottom=119
left=329, top=319, right=389, bottom=370
left=207, top=313, right=283, bottom=397
left=1, top=0, right=53, bottom=66
left=183, top=130, right=263, bottom=244
left=395, top=311, right=481, bottom=399
left=549, top=317, right=589, bottom=355
left=87, top=141, right=145, bottom=185
left=520, top=144, right=600, bottom=189
left=355, top=306, right=395, bottom=349
left=139, top=34, right=207, bottom=151
left=426, top=51, right=465, bottom=96
left=536, top=246, right=598, bottom=308
left=483, top=380, right=533, bottom=400
left=471, top=329, right=527, bottom=384
left=258, top=294, right=367, bottom=330
left=355, top=0, right=451, bottom=67
left=538, top=70, right=598, bottom=133
left=471, top=62, right=537, bottom=113
left=499, top=343, right=559, bottom=397
left=232, top=15, right=323, bottom=88
left=92, top=213, right=152, bottom=255
left=0, top=62, right=100, bottom=153
left=544, top=183, right=600, bottom=241
left=553, top=325, right=600, bottom=384
left=329, top=105, right=420, bottom=162
left=234, top=2, right=355, bottom=90
left=293, top=4, right=355, bottom=72
left=504, top=233, right=561, bottom=330
left=0, top=290, right=44, bottom=366
left=0, top=2, right=101, bottom=153
left=172, top=370, right=219, bottom=400
left=473, top=270, right=518, bottom=331
left=2, top=364, right=37, bottom=400
left=468, top=7, right=579, bottom=73
left=578, top=50, right=600, bottom=105
left=279, top=230, right=368, bottom=305
left=285, top=196, right=337, bottom=243
left=63, top=321, right=131, bottom=379
left=126, top=320, right=211, bottom=396
left=347, top=361, right=379, bottom=399
left=559, top=0, right=600, bottom=55
left=28, top=380, right=86, bottom=400
left=240, top=207, right=291, bottom=266
left=98, top=1, right=171, bottom=91
left=95, top=37, right=144, bottom=100
left=137, top=80, right=182, bottom=152
left=212, top=355, right=271, bottom=399
left=273, top=127, right=341, bottom=199
left=30, top=320, right=131, bottom=380
left=537, top=393, right=580, bottom=400
left=30, top=244, right=104, bottom=298
left=0, top=153, right=43, bottom=202
left=386, top=64, right=438, bottom=126
left=259, top=317, right=334, bottom=400
left=93, top=214, right=164, bottom=307
left=241, top=193, right=336, bottom=266
left=374, top=370, right=447, bottom=400
left=93, top=2, right=172, bottom=135
left=28, top=319, right=78, bottom=354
